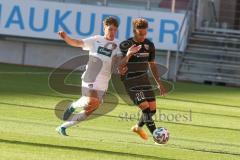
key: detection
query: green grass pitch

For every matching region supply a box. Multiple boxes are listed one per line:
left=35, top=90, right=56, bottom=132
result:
left=0, top=63, right=240, bottom=160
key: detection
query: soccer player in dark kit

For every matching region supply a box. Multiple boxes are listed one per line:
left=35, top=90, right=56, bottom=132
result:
left=119, top=18, right=167, bottom=141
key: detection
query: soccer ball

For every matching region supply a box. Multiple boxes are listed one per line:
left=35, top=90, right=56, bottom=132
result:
left=153, top=127, right=169, bottom=144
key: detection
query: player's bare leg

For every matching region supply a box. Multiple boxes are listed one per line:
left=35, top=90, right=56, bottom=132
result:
left=57, top=90, right=101, bottom=136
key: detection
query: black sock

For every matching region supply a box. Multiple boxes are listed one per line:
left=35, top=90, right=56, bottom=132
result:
left=150, top=110, right=156, bottom=117
left=145, top=118, right=156, bottom=135
left=140, top=108, right=156, bottom=134
left=138, top=114, right=145, bottom=127
left=148, top=110, right=157, bottom=134
left=138, top=109, right=156, bottom=127
left=137, top=108, right=150, bottom=127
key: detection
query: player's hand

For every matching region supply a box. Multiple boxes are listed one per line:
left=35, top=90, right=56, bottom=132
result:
left=58, top=31, right=67, bottom=39
left=127, top=44, right=141, bottom=57
left=118, top=65, right=128, bottom=75
left=158, top=83, right=167, bottom=97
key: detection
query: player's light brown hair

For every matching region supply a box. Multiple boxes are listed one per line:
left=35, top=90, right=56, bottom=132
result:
left=133, top=18, right=148, bottom=30
left=103, top=16, right=119, bottom=28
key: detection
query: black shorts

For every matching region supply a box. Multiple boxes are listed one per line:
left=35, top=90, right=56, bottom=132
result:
left=122, top=73, right=156, bottom=105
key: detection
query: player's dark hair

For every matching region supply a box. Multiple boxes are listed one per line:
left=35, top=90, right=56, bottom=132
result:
left=103, top=16, right=119, bottom=28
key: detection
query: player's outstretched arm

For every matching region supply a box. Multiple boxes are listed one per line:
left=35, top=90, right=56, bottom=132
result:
left=149, top=61, right=167, bottom=96
left=58, top=31, right=84, bottom=48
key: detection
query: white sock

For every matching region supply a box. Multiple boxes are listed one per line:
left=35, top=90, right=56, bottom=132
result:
left=60, top=110, right=87, bottom=128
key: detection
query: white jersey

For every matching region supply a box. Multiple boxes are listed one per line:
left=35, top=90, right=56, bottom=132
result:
left=81, top=35, right=121, bottom=91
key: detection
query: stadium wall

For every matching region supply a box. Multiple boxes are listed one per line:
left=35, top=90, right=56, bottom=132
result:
left=0, top=38, right=177, bottom=79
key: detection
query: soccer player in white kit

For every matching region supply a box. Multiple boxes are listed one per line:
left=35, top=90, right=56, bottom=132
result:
left=55, top=17, right=122, bottom=136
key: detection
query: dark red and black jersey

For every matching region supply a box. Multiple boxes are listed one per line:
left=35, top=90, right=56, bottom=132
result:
left=120, top=37, right=155, bottom=62
left=120, top=38, right=155, bottom=79
left=119, top=38, right=156, bottom=104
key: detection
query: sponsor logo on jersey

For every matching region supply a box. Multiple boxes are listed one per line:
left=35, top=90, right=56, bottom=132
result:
left=135, top=52, right=150, bottom=57
left=97, top=46, right=112, bottom=57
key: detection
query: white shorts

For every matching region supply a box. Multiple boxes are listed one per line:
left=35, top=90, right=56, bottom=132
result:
left=81, top=79, right=109, bottom=92
left=81, top=78, right=109, bottom=100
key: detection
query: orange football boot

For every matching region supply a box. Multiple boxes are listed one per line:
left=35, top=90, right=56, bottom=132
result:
left=131, top=125, right=148, bottom=140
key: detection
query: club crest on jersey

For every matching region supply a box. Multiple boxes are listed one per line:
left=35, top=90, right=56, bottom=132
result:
left=144, top=44, right=149, bottom=50
left=88, top=84, right=93, bottom=88
left=97, top=46, right=112, bottom=57
left=104, top=42, right=117, bottom=50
